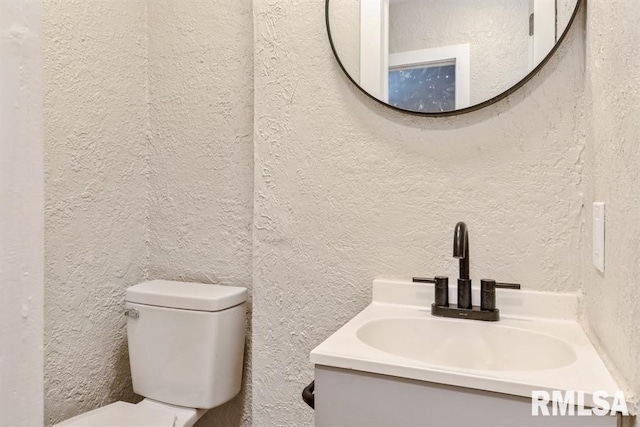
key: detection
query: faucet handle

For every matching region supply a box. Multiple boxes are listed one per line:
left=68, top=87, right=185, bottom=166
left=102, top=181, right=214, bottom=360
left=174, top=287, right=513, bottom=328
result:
left=481, top=280, right=521, bottom=311
left=413, top=277, right=450, bottom=307
left=480, top=279, right=496, bottom=311
left=434, top=276, right=449, bottom=307
left=412, top=277, right=436, bottom=283
left=495, top=282, right=521, bottom=290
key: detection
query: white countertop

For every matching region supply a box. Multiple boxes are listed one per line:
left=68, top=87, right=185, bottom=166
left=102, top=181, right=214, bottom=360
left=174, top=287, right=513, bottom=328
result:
left=310, top=279, right=635, bottom=414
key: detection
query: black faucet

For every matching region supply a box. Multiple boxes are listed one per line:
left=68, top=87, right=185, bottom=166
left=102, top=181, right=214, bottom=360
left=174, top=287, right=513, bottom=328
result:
left=412, top=221, right=521, bottom=321
left=453, top=221, right=469, bottom=278
left=453, top=221, right=472, bottom=309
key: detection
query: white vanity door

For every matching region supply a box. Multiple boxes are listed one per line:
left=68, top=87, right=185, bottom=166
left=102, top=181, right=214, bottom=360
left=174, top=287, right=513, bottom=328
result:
left=314, top=366, right=617, bottom=427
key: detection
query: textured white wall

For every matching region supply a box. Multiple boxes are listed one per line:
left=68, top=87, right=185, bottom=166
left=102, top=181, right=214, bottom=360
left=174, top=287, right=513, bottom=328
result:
left=252, top=0, right=585, bottom=425
left=43, top=0, right=253, bottom=425
left=581, top=1, right=640, bottom=424
left=0, top=0, right=44, bottom=425
left=388, top=0, right=530, bottom=105
left=557, top=0, right=578, bottom=38
left=147, top=0, right=254, bottom=425
left=43, top=0, right=149, bottom=424
left=326, top=0, right=360, bottom=81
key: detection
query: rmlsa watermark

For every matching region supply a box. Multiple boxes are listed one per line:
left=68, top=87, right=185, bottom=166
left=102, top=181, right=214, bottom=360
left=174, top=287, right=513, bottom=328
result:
left=531, top=390, right=629, bottom=416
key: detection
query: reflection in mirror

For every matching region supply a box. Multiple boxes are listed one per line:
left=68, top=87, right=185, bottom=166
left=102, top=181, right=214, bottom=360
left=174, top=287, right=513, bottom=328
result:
left=327, top=0, right=580, bottom=115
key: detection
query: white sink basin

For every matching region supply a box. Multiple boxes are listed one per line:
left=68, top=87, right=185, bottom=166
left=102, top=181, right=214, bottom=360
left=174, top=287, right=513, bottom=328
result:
left=311, top=279, right=634, bottom=413
left=357, top=317, right=577, bottom=371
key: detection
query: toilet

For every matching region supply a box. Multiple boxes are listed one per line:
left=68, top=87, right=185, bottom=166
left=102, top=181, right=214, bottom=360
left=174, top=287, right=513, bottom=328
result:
left=55, top=280, right=248, bottom=427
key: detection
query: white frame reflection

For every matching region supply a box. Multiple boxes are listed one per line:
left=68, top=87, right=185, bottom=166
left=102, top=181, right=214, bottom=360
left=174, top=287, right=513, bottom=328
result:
left=389, top=44, right=470, bottom=110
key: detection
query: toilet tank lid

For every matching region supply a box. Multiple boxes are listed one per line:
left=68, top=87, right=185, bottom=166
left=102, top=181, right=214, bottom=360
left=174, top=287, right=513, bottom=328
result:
left=126, top=280, right=248, bottom=312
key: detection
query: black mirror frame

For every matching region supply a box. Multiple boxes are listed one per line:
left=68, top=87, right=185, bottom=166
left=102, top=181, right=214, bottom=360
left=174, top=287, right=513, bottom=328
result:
left=325, top=0, right=583, bottom=117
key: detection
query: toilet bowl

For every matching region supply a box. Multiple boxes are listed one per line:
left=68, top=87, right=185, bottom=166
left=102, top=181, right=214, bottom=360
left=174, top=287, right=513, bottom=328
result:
left=53, top=280, right=248, bottom=427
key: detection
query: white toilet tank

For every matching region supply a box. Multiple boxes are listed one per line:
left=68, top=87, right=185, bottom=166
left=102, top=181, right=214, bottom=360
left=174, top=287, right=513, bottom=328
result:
left=125, top=280, right=247, bottom=409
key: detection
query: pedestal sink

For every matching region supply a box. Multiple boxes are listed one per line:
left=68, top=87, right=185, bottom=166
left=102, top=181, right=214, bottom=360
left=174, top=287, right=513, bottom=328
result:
left=357, top=317, right=577, bottom=371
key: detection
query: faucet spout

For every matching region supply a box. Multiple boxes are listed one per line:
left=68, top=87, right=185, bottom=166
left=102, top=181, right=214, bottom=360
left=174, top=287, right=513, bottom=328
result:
left=428, top=221, right=520, bottom=320
left=453, top=221, right=469, bottom=280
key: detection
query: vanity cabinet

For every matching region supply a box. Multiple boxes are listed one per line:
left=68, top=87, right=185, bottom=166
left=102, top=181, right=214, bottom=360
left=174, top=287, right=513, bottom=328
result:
left=314, top=365, right=617, bottom=427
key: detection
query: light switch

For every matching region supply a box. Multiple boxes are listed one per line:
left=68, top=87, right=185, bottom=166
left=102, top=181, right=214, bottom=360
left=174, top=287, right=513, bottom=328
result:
left=592, top=202, right=605, bottom=273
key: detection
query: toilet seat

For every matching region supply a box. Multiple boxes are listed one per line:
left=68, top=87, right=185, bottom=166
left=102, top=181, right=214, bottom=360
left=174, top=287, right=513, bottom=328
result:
left=54, top=401, right=176, bottom=427
left=54, top=399, right=206, bottom=427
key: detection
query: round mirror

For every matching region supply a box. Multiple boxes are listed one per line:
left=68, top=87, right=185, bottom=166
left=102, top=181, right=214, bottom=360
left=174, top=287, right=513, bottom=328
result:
left=326, top=0, right=581, bottom=116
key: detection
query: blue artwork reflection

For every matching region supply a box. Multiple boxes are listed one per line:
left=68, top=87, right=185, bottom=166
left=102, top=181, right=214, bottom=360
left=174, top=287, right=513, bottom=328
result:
left=388, top=64, right=456, bottom=113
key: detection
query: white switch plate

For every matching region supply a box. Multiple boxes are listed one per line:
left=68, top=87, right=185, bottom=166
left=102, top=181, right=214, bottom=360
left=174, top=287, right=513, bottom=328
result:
left=592, top=202, right=605, bottom=273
